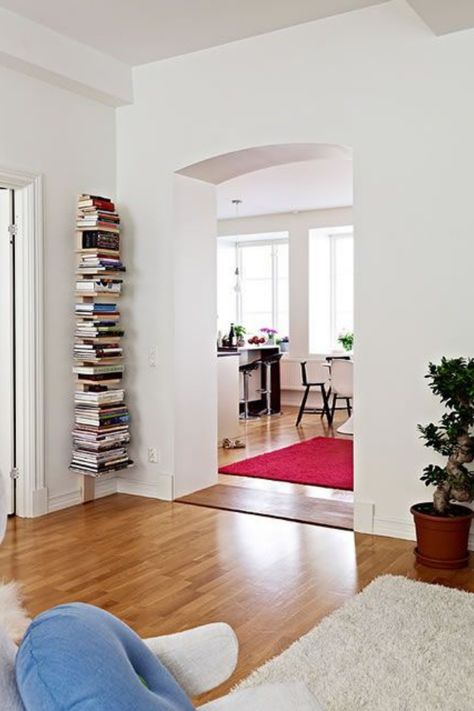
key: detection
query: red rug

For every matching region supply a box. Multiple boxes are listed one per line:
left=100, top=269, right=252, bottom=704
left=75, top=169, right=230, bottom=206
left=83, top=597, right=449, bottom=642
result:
left=219, top=437, right=353, bottom=490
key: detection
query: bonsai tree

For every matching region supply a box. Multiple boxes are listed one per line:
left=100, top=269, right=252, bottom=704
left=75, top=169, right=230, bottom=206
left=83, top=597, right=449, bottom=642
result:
left=337, top=331, right=354, bottom=352
left=418, top=357, right=474, bottom=514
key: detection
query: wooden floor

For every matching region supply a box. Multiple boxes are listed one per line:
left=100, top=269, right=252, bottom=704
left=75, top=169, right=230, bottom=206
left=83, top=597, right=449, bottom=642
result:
left=1, top=494, right=473, bottom=705
left=181, top=406, right=354, bottom=529
left=178, top=484, right=353, bottom=530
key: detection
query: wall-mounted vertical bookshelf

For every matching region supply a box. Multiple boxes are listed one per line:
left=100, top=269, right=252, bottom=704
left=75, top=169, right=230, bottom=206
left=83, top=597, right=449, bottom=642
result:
left=70, top=194, right=132, bottom=502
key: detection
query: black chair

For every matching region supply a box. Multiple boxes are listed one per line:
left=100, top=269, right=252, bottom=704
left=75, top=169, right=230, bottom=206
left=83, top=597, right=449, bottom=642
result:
left=259, top=352, right=283, bottom=415
left=239, top=360, right=261, bottom=420
left=295, top=361, right=331, bottom=426
left=325, top=355, right=351, bottom=362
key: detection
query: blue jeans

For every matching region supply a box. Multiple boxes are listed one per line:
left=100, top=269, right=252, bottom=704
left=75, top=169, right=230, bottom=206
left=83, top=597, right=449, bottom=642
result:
left=16, top=603, right=195, bottom=710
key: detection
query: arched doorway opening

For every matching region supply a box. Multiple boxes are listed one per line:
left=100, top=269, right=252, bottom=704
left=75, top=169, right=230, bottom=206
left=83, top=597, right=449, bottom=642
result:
left=173, top=143, right=354, bottom=530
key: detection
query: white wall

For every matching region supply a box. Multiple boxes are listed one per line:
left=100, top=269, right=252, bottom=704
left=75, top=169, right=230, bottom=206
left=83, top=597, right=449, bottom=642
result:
left=116, top=0, right=474, bottom=540
left=173, top=175, right=218, bottom=497
left=0, top=64, right=116, bottom=512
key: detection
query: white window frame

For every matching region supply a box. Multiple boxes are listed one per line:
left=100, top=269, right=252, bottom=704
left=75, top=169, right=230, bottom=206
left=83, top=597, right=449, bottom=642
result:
left=234, top=237, right=288, bottom=332
left=329, top=231, right=353, bottom=349
left=308, top=225, right=353, bottom=355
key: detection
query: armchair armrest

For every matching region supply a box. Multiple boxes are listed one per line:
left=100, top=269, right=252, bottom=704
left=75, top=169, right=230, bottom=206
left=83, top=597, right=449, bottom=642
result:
left=143, top=623, right=238, bottom=697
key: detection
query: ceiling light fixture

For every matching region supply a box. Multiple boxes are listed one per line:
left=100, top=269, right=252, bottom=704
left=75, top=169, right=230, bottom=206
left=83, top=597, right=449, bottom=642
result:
left=232, top=199, right=243, bottom=293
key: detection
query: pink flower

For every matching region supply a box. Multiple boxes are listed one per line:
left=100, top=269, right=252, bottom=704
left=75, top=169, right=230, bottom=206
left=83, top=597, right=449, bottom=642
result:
left=260, top=327, right=278, bottom=335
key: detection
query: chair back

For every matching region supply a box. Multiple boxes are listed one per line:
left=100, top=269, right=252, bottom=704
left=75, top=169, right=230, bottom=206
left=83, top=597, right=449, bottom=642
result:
left=300, top=360, right=330, bottom=386
left=330, top=359, right=353, bottom=398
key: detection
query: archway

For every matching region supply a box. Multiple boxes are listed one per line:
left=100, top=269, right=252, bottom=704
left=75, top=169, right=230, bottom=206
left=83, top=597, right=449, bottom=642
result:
left=172, top=143, right=354, bottom=527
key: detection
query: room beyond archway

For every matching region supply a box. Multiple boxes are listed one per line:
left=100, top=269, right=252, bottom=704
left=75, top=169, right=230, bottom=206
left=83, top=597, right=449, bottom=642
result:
left=173, top=143, right=355, bottom=531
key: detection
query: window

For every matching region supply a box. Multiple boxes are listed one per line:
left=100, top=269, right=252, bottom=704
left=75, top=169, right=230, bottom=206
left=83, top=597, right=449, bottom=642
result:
left=217, top=234, right=289, bottom=337
left=309, top=229, right=354, bottom=353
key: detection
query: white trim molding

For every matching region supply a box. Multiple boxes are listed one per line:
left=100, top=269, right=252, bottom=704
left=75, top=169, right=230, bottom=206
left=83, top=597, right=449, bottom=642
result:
left=0, top=167, right=45, bottom=517
left=353, top=500, right=375, bottom=533
left=48, top=477, right=118, bottom=513
left=373, top=516, right=416, bottom=542
left=358, top=502, right=474, bottom=552
left=117, top=475, right=173, bottom=501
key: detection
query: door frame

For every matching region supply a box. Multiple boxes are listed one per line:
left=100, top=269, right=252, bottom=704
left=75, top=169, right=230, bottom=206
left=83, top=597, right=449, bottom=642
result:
left=0, top=167, right=45, bottom=517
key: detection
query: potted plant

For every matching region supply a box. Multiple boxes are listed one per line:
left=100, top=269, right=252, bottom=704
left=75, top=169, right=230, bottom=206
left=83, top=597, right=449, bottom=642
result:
left=413, top=357, right=474, bottom=569
left=234, top=325, right=246, bottom=347
left=337, top=330, right=354, bottom=352
left=260, top=327, right=278, bottom=344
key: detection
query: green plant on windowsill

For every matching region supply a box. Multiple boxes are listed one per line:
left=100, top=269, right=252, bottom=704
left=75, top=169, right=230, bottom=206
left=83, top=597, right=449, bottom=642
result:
left=234, top=324, right=246, bottom=346
left=337, top=331, right=354, bottom=352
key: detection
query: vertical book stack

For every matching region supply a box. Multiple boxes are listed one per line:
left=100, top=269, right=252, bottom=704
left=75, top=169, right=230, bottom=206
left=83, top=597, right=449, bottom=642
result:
left=70, top=194, right=133, bottom=477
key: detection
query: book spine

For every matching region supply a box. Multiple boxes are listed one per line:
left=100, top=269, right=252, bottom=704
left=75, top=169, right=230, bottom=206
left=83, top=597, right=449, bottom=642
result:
left=71, top=195, right=133, bottom=477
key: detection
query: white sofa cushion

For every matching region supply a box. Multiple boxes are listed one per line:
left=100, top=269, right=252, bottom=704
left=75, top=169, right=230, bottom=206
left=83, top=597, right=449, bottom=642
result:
left=199, top=681, right=323, bottom=710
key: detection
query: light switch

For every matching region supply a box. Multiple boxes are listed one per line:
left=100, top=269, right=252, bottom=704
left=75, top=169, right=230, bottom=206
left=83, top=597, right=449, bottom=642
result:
left=149, top=346, right=157, bottom=367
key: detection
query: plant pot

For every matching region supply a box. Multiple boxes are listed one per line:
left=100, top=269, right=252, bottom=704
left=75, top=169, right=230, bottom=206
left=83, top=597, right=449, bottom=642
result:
left=410, top=503, right=473, bottom=569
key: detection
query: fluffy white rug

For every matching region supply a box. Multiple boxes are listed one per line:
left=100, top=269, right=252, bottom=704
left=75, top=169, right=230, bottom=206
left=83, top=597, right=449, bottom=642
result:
left=237, top=575, right=474, bottom=711
left=0, top=582, right=30, bottom=643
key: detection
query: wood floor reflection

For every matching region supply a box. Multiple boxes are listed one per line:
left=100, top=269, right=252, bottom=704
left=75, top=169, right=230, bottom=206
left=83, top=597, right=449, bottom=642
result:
left=1, top=493, right=472, bottom=704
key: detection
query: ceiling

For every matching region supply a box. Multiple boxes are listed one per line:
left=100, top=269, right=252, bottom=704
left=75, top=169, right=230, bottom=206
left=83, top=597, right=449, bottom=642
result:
left=217, top=159, right=353, bottom=219
left=0, top=0, right=386, bottom=66
left=407, top=0, right=474, bottom=36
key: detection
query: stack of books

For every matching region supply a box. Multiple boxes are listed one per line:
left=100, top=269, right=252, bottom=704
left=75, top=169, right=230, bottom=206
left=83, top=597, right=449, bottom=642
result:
left=70, top=194, right=133, bottom=477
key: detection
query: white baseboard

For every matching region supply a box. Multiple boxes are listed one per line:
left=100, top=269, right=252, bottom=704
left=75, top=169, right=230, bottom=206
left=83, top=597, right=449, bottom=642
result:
left=95, top=476, right=118, bottom=499
left=281, top=389, right=323, bottom=409
left=31, top=487, right=49, bottom=516
left=48, top=477, right=118, bottom=513
left=373, top=516, right=416, bottom=541
left=353, top=501, right=375, bottom=533
left=354, top=502, right=416, bottom=542
left=117, top=475, right=173, bottom=501
left=48, top=490, right=82, bottom=513
left=364, top=513, right=474, bottom=552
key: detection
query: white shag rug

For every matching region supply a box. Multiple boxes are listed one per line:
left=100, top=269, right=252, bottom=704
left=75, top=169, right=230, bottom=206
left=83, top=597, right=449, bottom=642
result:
left=237, top=575, right=474, bottom=711
left=0, top=582, right=29, bottom=643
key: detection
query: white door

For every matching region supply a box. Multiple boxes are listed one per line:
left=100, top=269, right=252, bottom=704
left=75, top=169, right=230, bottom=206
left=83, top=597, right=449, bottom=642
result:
left=0, top=188, right=15, bottom=514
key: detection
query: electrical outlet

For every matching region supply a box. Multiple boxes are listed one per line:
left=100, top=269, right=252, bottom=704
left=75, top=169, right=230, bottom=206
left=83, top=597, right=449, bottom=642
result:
left=147, top=447, right=159, bottom=464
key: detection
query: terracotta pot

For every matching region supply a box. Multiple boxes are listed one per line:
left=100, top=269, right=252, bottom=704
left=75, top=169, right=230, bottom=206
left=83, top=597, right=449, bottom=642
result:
left=411, top=503, right=473, bottom=569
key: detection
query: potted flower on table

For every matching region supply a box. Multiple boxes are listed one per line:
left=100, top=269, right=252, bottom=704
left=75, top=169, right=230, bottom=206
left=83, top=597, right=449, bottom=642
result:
left=413, top=357, right=474, bottom=569
left=260, top=327, right=278, bottom=344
